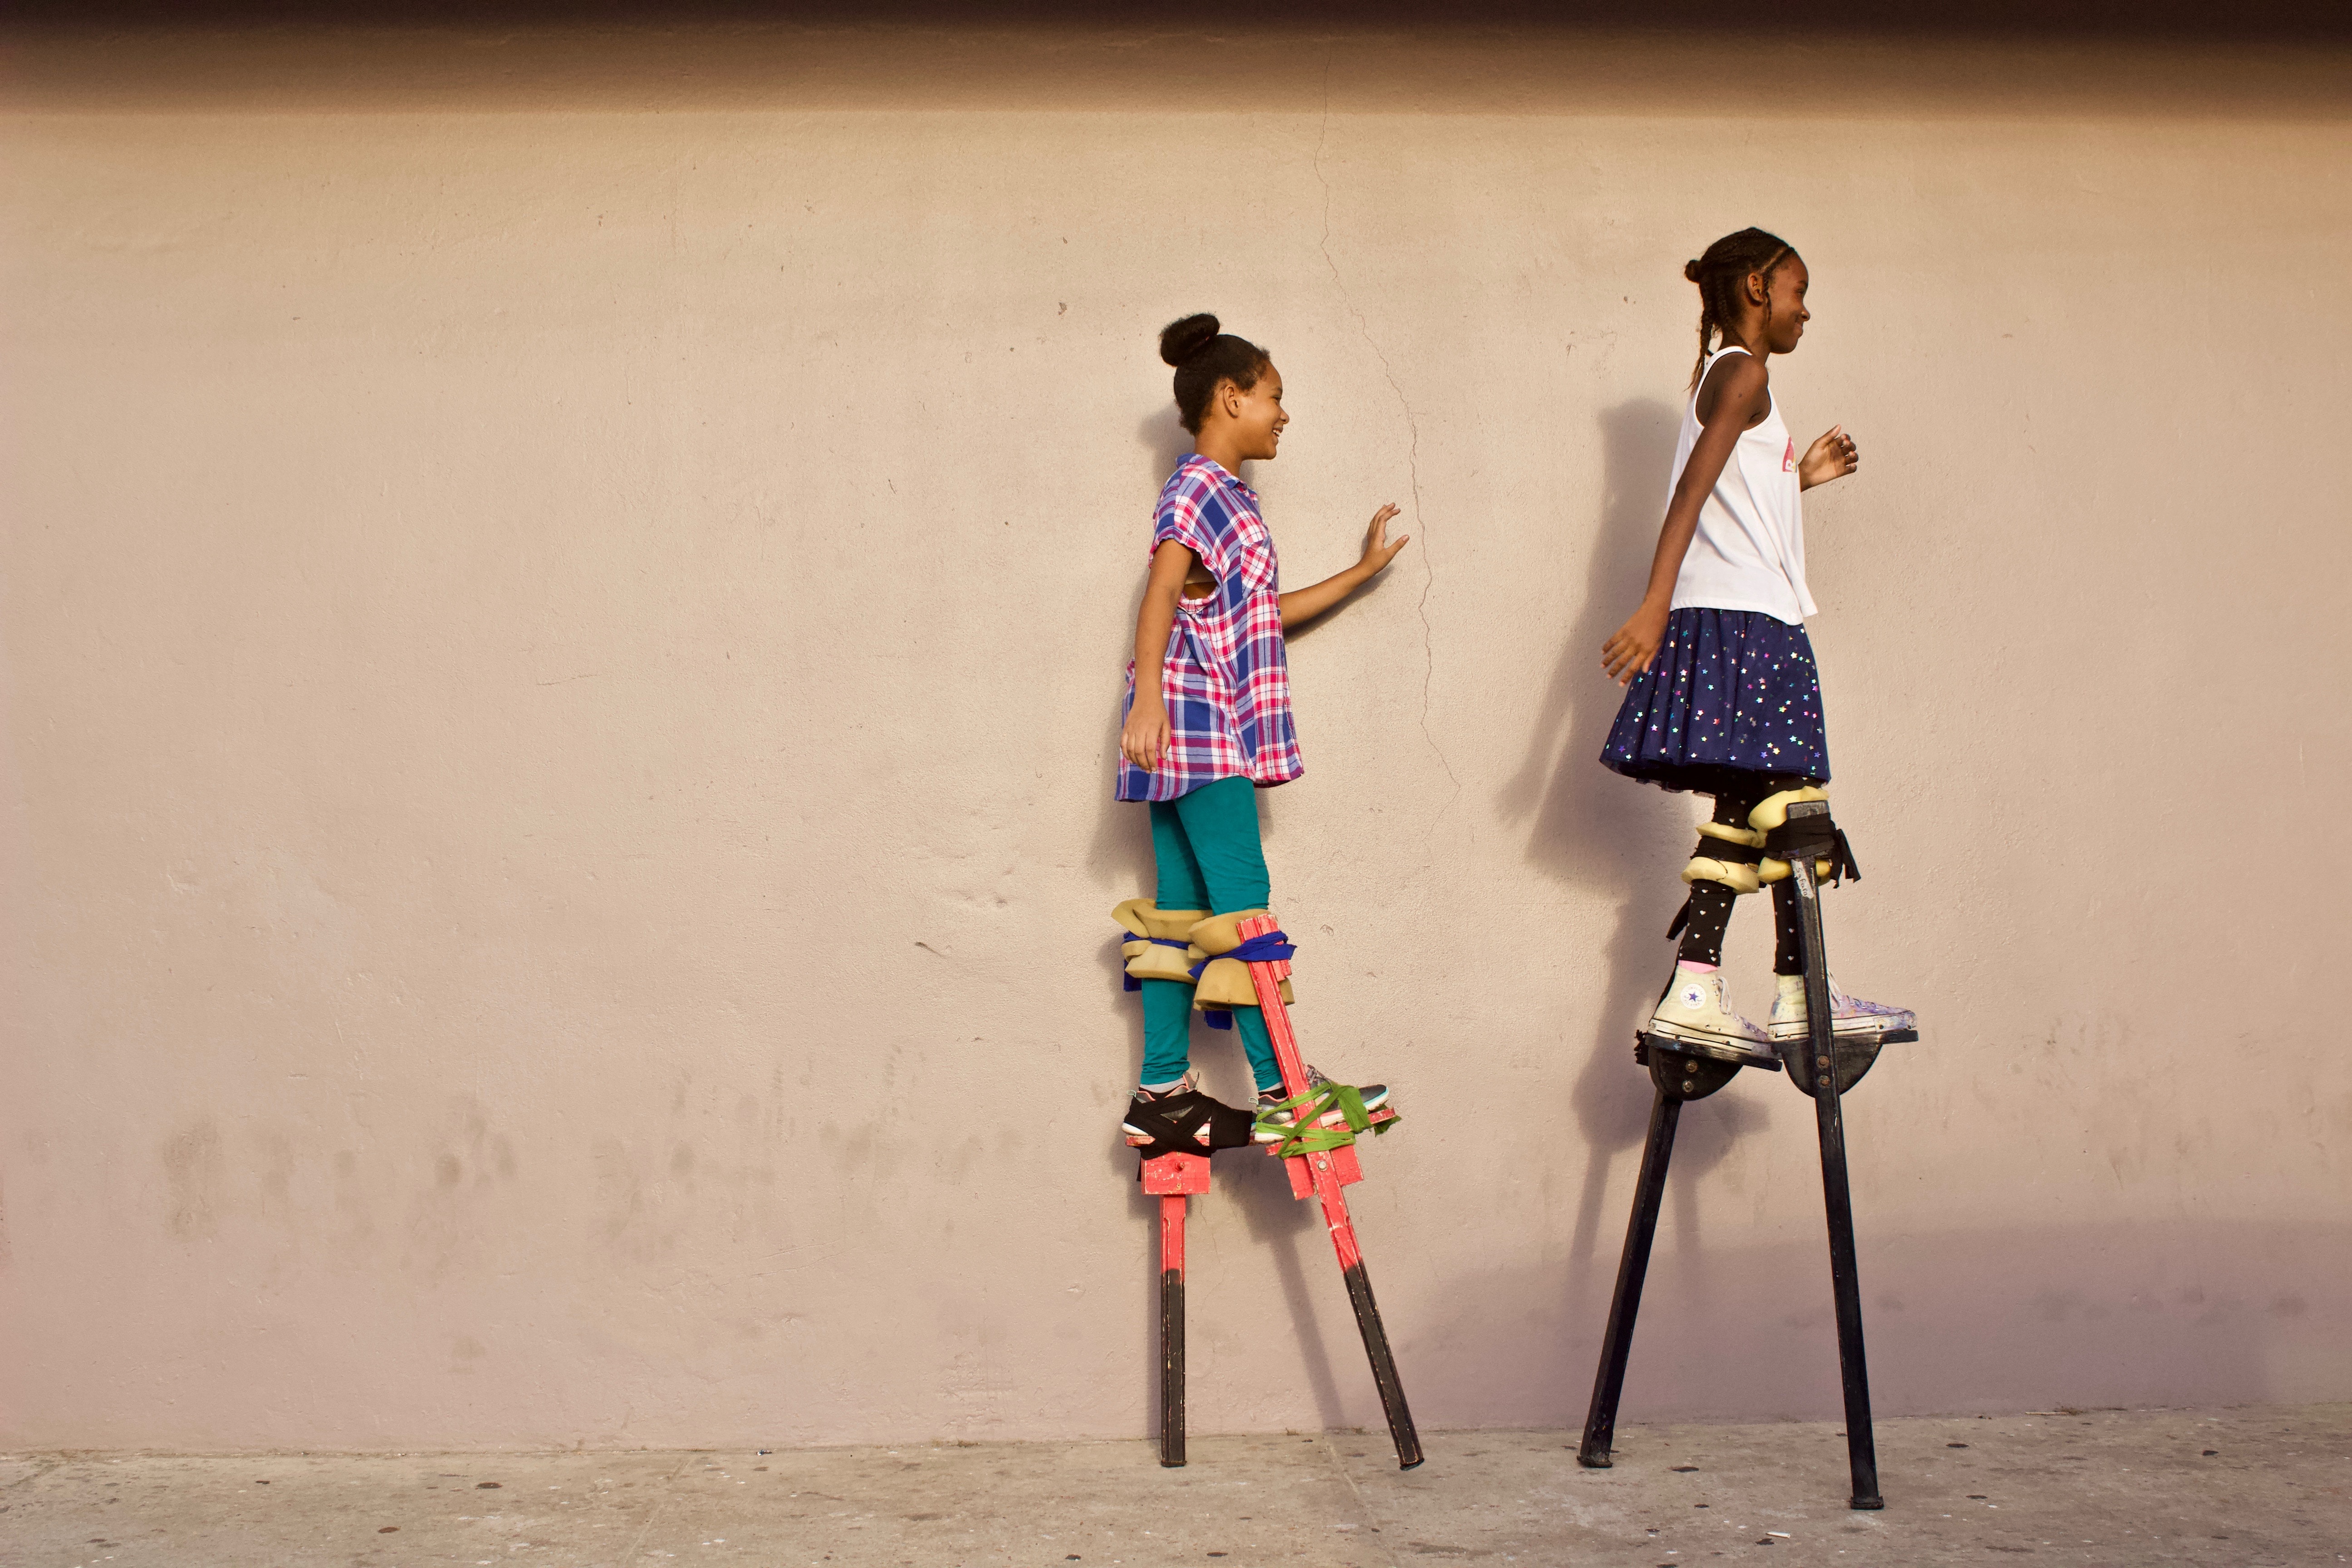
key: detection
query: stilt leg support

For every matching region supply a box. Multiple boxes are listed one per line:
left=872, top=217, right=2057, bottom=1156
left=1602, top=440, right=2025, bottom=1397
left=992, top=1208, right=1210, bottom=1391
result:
left=1578, top=1036, right=1748, bottom=1467
left=1238, top=914, right=1423, bottom=1470
left=1160, top=1194, right=1186, bottom=1467
left=1142, top=1152, right=1211, bottom=1468
left=1789, top=841, right=1883, bottom=1510
left=1578, top=1088, right=1681, bottom=1468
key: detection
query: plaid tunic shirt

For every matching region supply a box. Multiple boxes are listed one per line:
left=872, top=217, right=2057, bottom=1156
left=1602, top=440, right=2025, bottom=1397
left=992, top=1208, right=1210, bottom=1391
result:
left=1116, top=456, right=1304, bottom=803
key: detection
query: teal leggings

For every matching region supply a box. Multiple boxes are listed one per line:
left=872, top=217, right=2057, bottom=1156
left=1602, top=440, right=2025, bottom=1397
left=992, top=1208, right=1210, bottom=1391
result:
left=1141, top=775, right=1283, bottom=1093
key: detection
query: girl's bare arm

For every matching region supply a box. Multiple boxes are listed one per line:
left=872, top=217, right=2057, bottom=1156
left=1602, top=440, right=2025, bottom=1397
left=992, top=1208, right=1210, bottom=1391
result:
left=1278, top=504, right=1408, bottom=629
left=1601, top=355, right=1765, bottom=684
left=1120, top=541, right=1196, bottom=771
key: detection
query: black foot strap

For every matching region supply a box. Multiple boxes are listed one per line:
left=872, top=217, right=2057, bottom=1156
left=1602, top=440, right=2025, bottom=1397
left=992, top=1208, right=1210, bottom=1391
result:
left=1127, top=1091, right=1257, bottom=1161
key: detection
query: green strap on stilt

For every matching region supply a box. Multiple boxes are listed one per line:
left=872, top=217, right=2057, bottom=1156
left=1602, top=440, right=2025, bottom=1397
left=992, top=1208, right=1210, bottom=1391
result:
left=1252, top=1082, right=1399, bottom=1159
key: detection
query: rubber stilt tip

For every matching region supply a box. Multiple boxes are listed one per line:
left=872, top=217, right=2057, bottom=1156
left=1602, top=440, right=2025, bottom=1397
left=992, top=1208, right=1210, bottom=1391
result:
left=1850, top=1494, right=1884, bottom=1510
left=1576, top=1453, right=1612, bottom=1470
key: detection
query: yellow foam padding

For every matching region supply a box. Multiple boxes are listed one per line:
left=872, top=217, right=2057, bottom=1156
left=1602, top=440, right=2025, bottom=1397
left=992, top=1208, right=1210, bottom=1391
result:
left=1695, top=820, right=1767, bottom=849
left=1192, top=959, right=1295, bottom=1009
left=1112, top=898, right=1209, bottom=983
left=1748, top=787, right=1837, bottom=882
left=1113, top=898, right=1206, bottom=940
left=1183, top=909, right=1268, bottom=955
left=1682, top=856, right=1762, bottom=894
left=1758, top=855, right=1838, bottom=884
left=1183, top=909, right=1294, bottom=1010
left=1745, top=785, right=1829, bottom=833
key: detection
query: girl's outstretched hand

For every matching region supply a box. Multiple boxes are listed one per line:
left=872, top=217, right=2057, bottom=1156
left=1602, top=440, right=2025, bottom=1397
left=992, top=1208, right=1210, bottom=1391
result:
left=1799, top=425, right=1859, bottom=490
left=1121, top=697, right=1170, bottom=772
left=1602, top=600, right=1671, bottom=686
left=1358, top=504, right=1410, bottom=575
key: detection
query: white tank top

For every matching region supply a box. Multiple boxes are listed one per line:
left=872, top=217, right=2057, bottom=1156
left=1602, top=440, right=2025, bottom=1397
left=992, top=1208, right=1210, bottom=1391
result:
left=1666, top=345, right=1816, bottom=624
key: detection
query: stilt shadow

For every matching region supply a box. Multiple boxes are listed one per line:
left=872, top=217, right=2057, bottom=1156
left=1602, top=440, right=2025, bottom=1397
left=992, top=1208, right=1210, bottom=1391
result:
left=1496, top=398, right=1769, bottom=1401
left=1088, top=403, right=1344, bottom=1440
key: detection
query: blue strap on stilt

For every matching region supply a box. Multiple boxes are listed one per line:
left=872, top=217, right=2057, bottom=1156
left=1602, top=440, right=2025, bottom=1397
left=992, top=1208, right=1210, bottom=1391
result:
left=1191, top=929, right=1294, bottom=1029
left=1121, top=935, right=1194, bottom=992
left=1186, top=931, right=1295, bottom=979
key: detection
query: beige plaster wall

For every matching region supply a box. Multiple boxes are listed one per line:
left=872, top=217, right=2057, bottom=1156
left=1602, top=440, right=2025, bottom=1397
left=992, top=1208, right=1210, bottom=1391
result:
left=3, top=25, right=2348, bottom=1450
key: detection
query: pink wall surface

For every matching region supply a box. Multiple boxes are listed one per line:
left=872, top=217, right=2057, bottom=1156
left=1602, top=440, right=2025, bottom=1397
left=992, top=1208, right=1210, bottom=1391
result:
left=2, top=23, right=2348, bottom=1449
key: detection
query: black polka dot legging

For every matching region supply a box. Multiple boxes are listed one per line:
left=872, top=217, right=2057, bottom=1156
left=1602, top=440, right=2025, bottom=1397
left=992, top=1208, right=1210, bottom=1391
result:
left=1676, top=774, right=1813, bottom=975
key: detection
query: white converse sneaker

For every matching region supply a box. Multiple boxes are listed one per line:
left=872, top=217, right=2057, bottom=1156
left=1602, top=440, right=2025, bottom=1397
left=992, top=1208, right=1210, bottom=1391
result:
left=1645, top=965, right=1771, bottom=1052
left=1769, top=974, right=1916, bottom=1042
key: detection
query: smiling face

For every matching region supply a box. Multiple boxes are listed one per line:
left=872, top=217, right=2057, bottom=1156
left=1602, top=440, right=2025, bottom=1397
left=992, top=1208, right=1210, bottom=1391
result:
left=1219, top=363, right=1288, bottom=461
left=1758, top=255, right=1811, bottom=354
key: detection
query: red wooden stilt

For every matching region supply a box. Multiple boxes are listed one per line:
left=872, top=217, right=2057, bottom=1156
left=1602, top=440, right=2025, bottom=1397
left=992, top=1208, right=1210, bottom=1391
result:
left=1236, top=914, right=1421, bottom=1469
left=1141, top=1152, right=1209, bottom=1466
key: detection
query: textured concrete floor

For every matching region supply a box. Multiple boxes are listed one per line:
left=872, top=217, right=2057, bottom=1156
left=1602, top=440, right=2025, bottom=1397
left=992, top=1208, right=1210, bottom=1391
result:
left=3, top=1405, right=2347, bottom=1568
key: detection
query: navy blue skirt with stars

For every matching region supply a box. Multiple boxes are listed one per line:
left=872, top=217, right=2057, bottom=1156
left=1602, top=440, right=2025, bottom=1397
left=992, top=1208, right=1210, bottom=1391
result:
left=1600, top=607, right=1830, bottom=793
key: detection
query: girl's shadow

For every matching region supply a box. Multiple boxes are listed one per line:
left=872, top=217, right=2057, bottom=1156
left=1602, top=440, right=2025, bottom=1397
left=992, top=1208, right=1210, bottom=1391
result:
left=1496, top=398, right=1767, bottom=1384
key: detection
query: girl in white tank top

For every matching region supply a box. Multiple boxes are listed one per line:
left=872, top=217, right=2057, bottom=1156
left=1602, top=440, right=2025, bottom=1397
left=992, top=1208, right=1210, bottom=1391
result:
left=1667, top=344, right=1816, bottom=624
left=1597, top=228, right=1913, bottom=1054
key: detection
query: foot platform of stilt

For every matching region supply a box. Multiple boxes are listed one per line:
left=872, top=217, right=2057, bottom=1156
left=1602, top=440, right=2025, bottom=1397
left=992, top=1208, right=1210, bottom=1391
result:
left=1779, top=1025, right=1915, bottom=1099
left=1635, top=1031, right=1773, bottom=1102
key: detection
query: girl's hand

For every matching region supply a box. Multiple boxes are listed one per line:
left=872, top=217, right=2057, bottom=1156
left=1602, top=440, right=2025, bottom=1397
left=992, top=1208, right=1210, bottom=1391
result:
left=1121, top=695, right=1171, bottom=772
left=1358, top=504, right=1410, bottom=575
left=1602, top=599, right=1671, bottom=686
left=1798, top=425, right=1858, bottom=490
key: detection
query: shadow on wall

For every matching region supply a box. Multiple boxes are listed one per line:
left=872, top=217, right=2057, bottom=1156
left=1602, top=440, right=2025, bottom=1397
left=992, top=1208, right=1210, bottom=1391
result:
left=1494, top=397, right=1771, bottom=1415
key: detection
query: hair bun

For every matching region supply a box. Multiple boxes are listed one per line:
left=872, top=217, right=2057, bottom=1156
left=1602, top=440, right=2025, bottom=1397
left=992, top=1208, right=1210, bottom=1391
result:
left=1158, top=313, right=1221, bottom=367
left=1683, top=259, right=1705, bottom=283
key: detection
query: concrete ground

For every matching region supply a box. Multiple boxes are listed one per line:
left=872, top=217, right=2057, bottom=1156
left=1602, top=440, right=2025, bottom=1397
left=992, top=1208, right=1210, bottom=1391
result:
left=3, top=1405, right=2346, bottom=1568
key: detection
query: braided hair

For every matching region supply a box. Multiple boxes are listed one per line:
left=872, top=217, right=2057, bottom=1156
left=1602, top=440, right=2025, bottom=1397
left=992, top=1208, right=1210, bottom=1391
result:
left=1683, top=228, right=1797, bottom=388
left=1159, top=313, right=1272, bottom=434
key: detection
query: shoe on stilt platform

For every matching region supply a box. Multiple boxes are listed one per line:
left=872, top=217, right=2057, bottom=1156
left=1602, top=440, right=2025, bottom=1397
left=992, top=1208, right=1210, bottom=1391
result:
left=1123, top=1071, right=1259, bottom=1158
left=1644, top=965, right=1772, bottom=1054
left=1769, top=975, right=1915, bottom=1043
left=1253, top=1065, right=1391, bottom=1143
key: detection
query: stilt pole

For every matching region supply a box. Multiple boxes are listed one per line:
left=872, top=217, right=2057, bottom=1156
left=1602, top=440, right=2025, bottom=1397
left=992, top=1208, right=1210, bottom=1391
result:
left=1238, top=914, right=1423, bottom=1470
left=1160, top=1193, right=1186, bottom=1466
left=1788, top=848, right=1884, bottom=1510
left=1577, top=1037, right=1751, bottom=1466
left=1577, top=1088, right=1682, bottom=1467
left=1141, top=1152, right=1212, bottom=1468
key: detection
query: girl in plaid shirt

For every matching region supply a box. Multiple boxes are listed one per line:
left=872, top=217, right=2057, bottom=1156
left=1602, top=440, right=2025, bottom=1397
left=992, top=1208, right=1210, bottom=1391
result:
left=1113, top=313, right=1412, bottom=1157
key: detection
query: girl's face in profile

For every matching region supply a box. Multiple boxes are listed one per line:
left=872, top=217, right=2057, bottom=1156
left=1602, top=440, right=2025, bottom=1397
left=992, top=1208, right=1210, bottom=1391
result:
left=1762, top=257, right=1812, bottom=354
left=1223, top=365, right=1288, bottom=461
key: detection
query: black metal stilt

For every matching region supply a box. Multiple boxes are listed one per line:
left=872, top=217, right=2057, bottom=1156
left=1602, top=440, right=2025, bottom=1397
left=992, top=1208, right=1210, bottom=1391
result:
left=1788, top=846, right=1883, bottom=1510
left=1578, top=1039, right=1754, bottom=1466
left=1577, top=797, right=1912, bottom=1506
left=1578, top=1087, right=1682, bottom=1468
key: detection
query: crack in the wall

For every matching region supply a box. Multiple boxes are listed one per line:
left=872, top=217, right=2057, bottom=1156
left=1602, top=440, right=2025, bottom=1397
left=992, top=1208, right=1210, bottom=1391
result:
left=1312, top=58, right=1462, bottom=825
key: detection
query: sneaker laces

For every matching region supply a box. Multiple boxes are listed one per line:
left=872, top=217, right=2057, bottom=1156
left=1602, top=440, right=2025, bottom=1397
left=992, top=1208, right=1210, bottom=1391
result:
left=1136, top=1069, right=1199, bottom=1102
